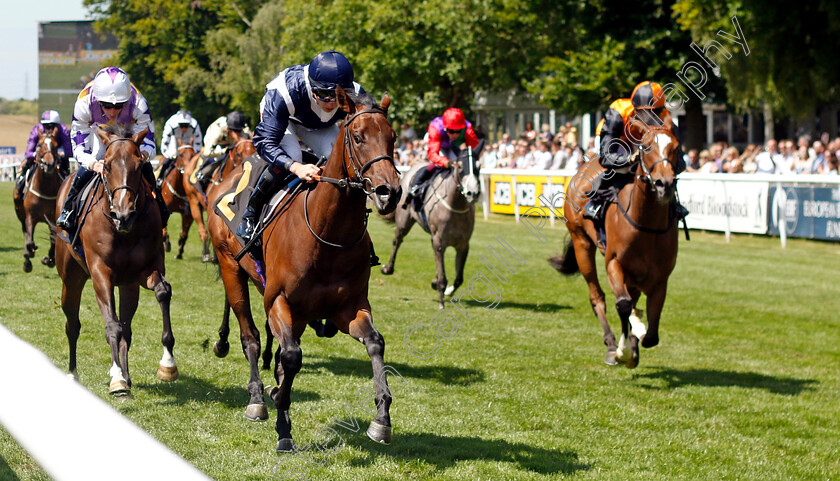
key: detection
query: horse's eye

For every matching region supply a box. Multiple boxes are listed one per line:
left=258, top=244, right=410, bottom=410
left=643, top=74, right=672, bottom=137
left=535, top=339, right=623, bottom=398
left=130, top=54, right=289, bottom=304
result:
left=353, top=134, right=362, bottom=144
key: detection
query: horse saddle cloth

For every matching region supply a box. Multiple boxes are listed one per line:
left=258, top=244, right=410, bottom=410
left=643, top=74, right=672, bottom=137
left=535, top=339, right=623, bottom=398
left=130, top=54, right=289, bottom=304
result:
left=212, top=154, right=297, bottom=247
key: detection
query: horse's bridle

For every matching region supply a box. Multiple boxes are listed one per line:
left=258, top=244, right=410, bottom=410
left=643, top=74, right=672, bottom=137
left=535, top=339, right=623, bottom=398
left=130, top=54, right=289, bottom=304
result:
left=35, top=136, right=57, bottom=172
left=315, top=107, right=395, bottom=195
left=635, top=128, right=679, bottom=186
left=100, top=138, right=143, bottom=213
left=305, top=107, right=395, bottom=249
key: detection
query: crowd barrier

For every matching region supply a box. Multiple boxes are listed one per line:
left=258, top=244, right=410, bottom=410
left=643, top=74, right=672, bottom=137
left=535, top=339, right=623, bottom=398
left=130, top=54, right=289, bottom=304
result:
left=0, top=323, right=211, bottom=481
left=473, top=169, right=840, bottom=246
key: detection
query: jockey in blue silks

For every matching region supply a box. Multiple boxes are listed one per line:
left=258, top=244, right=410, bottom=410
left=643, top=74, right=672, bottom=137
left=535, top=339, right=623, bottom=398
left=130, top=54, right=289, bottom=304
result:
left=236, top=50, right=366, bottom=243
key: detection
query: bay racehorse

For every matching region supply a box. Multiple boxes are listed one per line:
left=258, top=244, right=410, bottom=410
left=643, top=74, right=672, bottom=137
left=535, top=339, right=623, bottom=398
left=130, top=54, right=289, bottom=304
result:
left=14, top=128, right=62, bottom=272
left=159, top=139, right=195, bottom=259
left=551, top=114, right=680, bottom=368
left=55, top=124, right=178, bottom=395
left=207, top=88, right=401, bottom=451
left=381, top=144, right=482, bottom=308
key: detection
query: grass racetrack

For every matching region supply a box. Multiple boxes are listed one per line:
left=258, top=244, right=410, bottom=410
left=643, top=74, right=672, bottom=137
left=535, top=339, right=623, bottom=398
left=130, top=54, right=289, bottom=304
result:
left=0, top=180, right=838, bottom=480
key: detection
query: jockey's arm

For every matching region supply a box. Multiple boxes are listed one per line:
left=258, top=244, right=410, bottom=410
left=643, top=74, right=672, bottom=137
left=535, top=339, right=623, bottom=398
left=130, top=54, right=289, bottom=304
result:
left=465, top=126, right=480, bottom=150
left=426, top=127, right=449, bottom=168
left=201, top=120, right=227, bottom=159
left=130, top=94, right=156, bottom=160
left=24, top=126, right=39, bottom=160
left=70, top=99, right=97, bottom=169
left=253, top=91, right=295, bottom=172
left=599, top=108, right=632, bottom=172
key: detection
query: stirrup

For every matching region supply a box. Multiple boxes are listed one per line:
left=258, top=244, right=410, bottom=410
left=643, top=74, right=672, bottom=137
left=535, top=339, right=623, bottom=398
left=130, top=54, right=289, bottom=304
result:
left=57, top=210, right=75, bottom=230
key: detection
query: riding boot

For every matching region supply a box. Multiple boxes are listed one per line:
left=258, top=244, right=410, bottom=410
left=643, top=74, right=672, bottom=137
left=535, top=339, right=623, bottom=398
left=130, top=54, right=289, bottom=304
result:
left=196, top=155, right=222, bottom=182
left=156, top=157, right=175, bottom=189
left=402, top=165, right=436, bottom=209
left=674, top=201, right=689, bottom=220
left=57, top=167, right=95, bottom=232
left=236, top=165, right=282, bottom=244
left=142, top=161, right=170, bottom=228
left=15, top=161, right=33, bottom=197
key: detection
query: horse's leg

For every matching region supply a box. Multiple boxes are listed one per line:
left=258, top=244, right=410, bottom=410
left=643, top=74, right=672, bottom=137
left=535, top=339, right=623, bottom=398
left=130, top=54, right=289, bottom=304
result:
left=176, top=210, right=192, bottom=260
left=187, top=196, right=210, bottom=262
left=571, top=235, right=616, bottom=365
left=330, top=303, right=392, bottom=444
left=627, top=287, right=647, bottom=341
left=605, top=258, right=638, bottom=369
left=642, top=282, right=668, bottom=349
left=267, top=296, right=303, bottom=451
left=380, top=208, right=415, bottom=275
left=90, top=265, right=129, bottom=395
left=61, top=263, right=87, bottom=380
left=431, top=237, right=448, bottom=310
left=44, top=217, right=56, bottom=267
left=448, top=244, right=469, bottom=297
left=163, top=227, right=171, bottom=252
left=213, top=298, right=231, bottom=357
left=262, top=318, right=273, bottom=370
left=143, top=270, right=178, bottom=381
left=22, top=214, right=35, bottom=272
left=117, top=284, right=139, bottom=388
left=219, top=256, right=266, bottom=420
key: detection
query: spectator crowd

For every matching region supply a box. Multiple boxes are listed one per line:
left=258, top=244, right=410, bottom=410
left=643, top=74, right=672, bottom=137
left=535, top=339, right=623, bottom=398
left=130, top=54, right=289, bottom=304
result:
left=395, top=119, right=840, bottom=176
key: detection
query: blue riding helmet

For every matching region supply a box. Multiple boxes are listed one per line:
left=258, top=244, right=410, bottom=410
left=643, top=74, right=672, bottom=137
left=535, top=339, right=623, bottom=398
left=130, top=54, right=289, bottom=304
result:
left=308, top=50, right=354, bottom=90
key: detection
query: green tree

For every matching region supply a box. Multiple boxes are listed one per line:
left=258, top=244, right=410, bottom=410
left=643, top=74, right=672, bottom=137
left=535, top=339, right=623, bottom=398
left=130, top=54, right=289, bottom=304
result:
left=673, top=0, right=840, bottom=138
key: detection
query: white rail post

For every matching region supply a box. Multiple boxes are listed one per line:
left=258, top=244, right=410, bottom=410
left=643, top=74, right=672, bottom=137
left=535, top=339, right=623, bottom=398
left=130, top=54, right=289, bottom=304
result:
left=777, top=181, right=787, bottom=248
left=512, top=175, right=519, bottom=223
left=480, top=173, right=489, bottom=220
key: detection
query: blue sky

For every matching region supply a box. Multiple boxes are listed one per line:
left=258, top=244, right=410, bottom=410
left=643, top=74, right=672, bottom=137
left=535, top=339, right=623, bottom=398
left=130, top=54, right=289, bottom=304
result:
left=0, top=0, right=90, bottom=100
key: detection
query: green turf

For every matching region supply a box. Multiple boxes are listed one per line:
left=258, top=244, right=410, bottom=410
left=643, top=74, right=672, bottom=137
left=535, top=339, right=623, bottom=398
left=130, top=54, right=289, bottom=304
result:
left=0, top=180, right=838, bottom=480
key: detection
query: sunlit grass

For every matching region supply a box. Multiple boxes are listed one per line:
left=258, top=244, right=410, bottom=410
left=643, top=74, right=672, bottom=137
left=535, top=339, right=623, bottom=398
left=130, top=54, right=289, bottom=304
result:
left=0, top=181, right=838, bottom=480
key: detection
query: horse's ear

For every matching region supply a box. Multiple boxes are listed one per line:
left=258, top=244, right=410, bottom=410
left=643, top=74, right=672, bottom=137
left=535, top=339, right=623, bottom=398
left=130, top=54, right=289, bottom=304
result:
left=336, top=85, right=355, bottom=115
left=132, top=128, right=149, bottom=147
left=379, top=93, right=391, bottom=112
left=95, top=125, right=113, bottom=146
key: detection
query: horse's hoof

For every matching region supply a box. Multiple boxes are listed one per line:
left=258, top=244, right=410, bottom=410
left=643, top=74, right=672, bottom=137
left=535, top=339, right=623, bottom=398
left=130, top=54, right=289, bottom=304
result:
left=68, top=371, right=79, bottom=381
left=245, top=403, right=269, bottom=421
left=213, top=340, right=230, bottom=358
left=276, top=438, right=296, bottom=452
left=604, top=350, right=618, bottom=366
left=109, top=380, right=130, bottom=396
left=366, top=421, right=392, bottom=445
left=22, top=259, right=32, bottom=273
left=202, top=254, right=212, bottom=263
left=430, top=280, right=438, bottom=290
left=444, top=285, right=456, bottom=296
left=43, top=257, right=55, bottom=267
left=174, top=253, right=183, bottom=260
left=164, top=241, right=171, bottom=252
left=641, top=333, right=659, bottom=349
left=157, top=364, right=179, bottom=381
left=380, top=265, right=393, bottom=275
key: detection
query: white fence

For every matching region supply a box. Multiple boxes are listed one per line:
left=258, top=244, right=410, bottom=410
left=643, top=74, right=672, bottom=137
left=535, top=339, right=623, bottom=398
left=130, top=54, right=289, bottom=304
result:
left=0, top=323, right=212, bottom=481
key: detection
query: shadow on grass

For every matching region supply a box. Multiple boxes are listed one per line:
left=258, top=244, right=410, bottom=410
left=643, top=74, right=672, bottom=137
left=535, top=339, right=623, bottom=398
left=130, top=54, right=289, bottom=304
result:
left=305, top=356, right=485, bottom=386
left=634, top=367, right=818, bottom=395
left=347, top=430, right=590, bottom=475
left=134, top=374, right=320, bottom=408
left=0, top=453, right=21, bottom=481
left=460, top=299, right=573, bottom=312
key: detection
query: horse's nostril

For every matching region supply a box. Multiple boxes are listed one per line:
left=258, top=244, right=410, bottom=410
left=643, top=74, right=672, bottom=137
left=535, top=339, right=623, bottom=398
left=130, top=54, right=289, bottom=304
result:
left=375, top=185, right=392, bottom=198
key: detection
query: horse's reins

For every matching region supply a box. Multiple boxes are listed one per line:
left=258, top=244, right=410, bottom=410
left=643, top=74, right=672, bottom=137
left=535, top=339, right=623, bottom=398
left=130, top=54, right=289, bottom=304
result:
left=28, top=137, right=59, bottom=199
left=99, top=138, right=148, bottom=222
left=614, top=135, right=687, bottom=237
left=305, top=107, right=395, bottom=248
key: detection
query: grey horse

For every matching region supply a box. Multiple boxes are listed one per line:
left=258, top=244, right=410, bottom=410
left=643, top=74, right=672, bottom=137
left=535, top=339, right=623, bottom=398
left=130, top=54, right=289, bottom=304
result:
left=381, top=145, right=482, bottom=308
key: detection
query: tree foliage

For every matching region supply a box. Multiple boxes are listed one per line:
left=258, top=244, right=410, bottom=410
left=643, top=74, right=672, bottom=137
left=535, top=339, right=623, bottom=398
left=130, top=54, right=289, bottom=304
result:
left=673, top=0, right=840, bottom=118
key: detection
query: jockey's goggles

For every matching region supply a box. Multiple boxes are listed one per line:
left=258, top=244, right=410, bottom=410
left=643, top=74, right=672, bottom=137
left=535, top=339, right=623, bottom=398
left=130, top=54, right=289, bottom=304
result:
left=445, top=128, right=464, bottom=135
left=99, top=101, right=126, bottom=111
left=42, top=123, right=57, bottom=131
left=178, top=123, right=190, bottom=128
left=312, top=88, right=337, bottom=102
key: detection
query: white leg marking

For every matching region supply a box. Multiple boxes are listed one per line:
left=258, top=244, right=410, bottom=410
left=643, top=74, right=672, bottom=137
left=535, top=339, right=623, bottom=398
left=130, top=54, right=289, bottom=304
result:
left=444, top=285, right=455, bottom=296
left=159, top=347, right=177, bottom=368
left=108, top=362, right=126, bottom=383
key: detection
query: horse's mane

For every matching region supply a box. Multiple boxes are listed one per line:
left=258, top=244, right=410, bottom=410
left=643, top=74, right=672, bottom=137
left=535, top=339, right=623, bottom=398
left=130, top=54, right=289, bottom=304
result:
left=100, top=123, right=132, bottom=138
left=347, top=91, right=379, bottom=110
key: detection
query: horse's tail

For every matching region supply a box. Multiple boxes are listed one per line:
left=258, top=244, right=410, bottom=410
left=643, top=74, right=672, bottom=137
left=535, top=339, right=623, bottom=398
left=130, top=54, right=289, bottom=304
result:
left=548, top=238, right=579, bottom=276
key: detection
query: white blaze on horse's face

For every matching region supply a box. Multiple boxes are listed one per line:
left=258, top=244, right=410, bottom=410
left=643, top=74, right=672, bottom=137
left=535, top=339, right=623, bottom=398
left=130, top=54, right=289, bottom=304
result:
left=462, top=173, right=480, bottom=204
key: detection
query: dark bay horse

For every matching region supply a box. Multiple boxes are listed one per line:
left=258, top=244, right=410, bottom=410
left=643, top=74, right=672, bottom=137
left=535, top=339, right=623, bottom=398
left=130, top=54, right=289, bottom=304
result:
left=55, top=124, right=178, bottom=395
left=552, top=115, right=680, bottom=368
left=14, top=128, right=62, bottom=272
left=381, top=145, right=481, bottom=308
left=207, top=88, right=401, bottom=451
left=160, top=140, right=195, bottom=259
